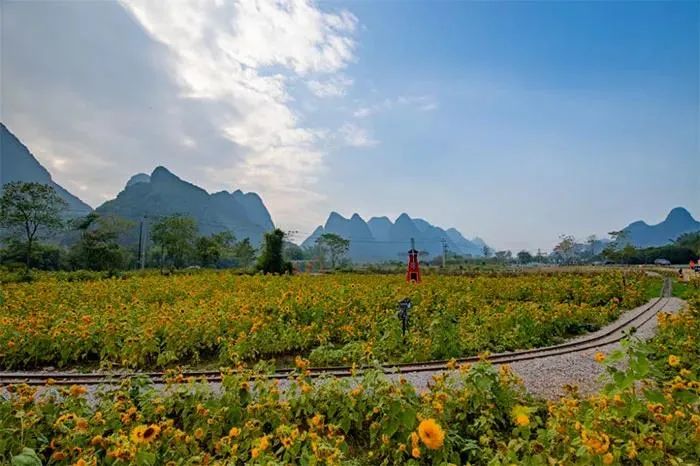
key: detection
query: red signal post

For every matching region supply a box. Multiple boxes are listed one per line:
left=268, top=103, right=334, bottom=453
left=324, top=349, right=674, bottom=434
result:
left=406, top=238, right=421, bottom=283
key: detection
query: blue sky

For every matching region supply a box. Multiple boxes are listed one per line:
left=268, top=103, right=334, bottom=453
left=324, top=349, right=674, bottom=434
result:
left=4, top=0, right=698, bottom=251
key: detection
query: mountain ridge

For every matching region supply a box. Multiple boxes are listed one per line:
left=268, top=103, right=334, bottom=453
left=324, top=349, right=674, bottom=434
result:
left=620, top=207, right=699, bottom=248
left=1, top=123, right=92, bottom=216
left=96, top=166, right=274, bottom=245
left=303, top=212, right=487, bottom=262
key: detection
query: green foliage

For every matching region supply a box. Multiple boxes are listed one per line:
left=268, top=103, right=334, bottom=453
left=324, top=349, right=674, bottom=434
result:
left=195, top=231, right=235, bottom=267
left=676, top=232, right=700, bottom=255
left=1, top=240, right=66, bottom=271
left=231, top=238, right=257, bottom=268
left=516, top=250, right=533, bottom=264
left=0, top=181, right=67, bottom=269
left=150, top=215, right=198, bottom=269
left=68, top=213, right=134, bottom=272
left=316, top=233, right=350, bottom=269
left=257, top=229, right=292, bottom=274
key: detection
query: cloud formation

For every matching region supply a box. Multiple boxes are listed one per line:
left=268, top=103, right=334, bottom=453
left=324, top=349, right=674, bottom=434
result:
left=4, top=0, right=358, bottom=229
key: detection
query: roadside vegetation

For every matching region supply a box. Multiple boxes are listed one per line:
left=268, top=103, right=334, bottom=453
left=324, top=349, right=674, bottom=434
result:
left=0, top=281, right=697, bottom=465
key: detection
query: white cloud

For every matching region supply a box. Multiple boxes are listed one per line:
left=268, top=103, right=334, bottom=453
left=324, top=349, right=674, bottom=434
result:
left=339, top=123, right=378, bottom=147
left=307, top=75, right=353, bottom=97
left=4, top=0, right=360, bottom=232
left=353, top=95, right=437, bottom=118
left=120, top=0, right=358, bottom=220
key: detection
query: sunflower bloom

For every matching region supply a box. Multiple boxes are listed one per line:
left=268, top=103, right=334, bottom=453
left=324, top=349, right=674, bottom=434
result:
left=131, top=425, right=148, bottom=443
left=668, top=355, right=680, bottom=367
left=142, top=424, right=161, bottom=443
left=417, top=419, right=445, bottom=450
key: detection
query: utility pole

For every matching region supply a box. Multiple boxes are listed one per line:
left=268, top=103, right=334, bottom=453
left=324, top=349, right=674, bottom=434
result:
left=441, top=238, right=448, bottom=268
left=138, top=217, right=147, bottom=270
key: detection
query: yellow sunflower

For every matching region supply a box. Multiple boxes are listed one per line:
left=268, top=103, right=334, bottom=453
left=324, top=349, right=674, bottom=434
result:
left=130, top=425, right=147, bottom=444
left=142, top=424, right=161, bottom=443
left=417, top=419, right=445, bottom=450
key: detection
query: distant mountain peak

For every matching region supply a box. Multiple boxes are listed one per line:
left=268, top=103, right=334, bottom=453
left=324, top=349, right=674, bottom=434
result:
left=666, top=207, right=693, bottom=222
left=304, top=211, right=489, bottom=262
left=621, top=207, right=699, bottom=247
left=1, top=122, right=92, bottom=216
left=98, top=166, right=274, bottom=244
left=126, top=173, right=150, bottom=188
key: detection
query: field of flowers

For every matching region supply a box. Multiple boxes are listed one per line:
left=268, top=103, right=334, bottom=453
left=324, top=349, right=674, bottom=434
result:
left=0, top=282, right=697, bottom=465
left=0, top=271, right=650, bottom=370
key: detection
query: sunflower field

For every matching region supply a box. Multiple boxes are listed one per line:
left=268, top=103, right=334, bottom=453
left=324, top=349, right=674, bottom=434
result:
left=0, top=271, right=650, bottom=370
left=0, top=284, right=698, bottom=465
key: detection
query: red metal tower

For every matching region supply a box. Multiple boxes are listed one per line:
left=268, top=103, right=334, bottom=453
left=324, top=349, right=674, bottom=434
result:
left=406, top=238, right=421, bottom=283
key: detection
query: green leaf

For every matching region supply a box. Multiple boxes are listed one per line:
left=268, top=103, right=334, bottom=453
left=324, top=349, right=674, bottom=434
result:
left=11, top=448, right=42, bottom=466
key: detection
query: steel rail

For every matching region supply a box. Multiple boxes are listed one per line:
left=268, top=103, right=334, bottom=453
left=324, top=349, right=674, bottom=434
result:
left=0, top=280, right=672, bottom=386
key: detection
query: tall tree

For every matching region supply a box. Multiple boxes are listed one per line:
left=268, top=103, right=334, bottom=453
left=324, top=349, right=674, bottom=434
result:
left=196, top=231, right=235, bottom=267
left=257, top=228, right=292, bottom=274
left=0, top=182, right=67, bottom=269
left=151, top=214, right=198, bottom=269
left=517, top=250, right=533, bottom=264
left=316, top=233, right=350, bottom=269
left=232, top=238, right=257, bottom=268
left=553, top=235, right=576, bottom=264
left=69, top=213, right=134, bottom=271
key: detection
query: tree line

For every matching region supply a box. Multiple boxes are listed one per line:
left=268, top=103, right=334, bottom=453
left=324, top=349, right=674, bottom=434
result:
left=0, top=181, right=306, bottom=274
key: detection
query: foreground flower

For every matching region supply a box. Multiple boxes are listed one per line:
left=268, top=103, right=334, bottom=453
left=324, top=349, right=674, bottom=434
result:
left=512, top=405, right=531, bottom=427
left=417, top=419, right=445, bottom=450
left=668, top=355, right=680, bottom=367
left=142, top=424, right=161, bottom=443
left=594, top=352, right=606, bottom=363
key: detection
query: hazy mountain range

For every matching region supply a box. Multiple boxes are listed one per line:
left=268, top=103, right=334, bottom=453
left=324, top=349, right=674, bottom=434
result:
left=97, top=167, right=274, bottom=245
left=3, top=122, right=697, bottom=254
left=619, top=207, right=700, bottom=248
left=1, top=123, right=273, bottom=245
left=302, top=212, right=487, bottom=262
left=1, top=123, right=92, bottom=216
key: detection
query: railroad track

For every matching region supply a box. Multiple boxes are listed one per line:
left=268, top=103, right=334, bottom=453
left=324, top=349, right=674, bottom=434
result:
left=0, top=279, right=673, bottom=386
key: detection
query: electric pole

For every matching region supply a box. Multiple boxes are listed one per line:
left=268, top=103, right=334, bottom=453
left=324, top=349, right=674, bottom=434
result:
left=138, top=216, right=148, bottom=270
left=441, top=238, right=447, bottom=268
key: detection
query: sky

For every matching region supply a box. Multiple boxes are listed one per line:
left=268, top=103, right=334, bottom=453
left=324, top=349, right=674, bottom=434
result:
left=2, top=0, right=698, bottom=252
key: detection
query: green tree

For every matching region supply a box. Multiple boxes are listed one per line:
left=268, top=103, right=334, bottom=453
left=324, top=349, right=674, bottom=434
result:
left=316, top=233, right=350, bottom=269
left=196, top=231, right=235, bottom=267
left=69, top=213, right=135, bottom=271
left=151, top=215, right=198, bottom=269
left=257, top=229, right=292, bottom=274
left=675, top=232, right=700, bottom=256
left=0, top=182, right=67, bottom=270
left=232, top=238, right=256, bottom=268
left=517, top=250, right=533, bottom=264
left=553, top=235, right=576, bottom=264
